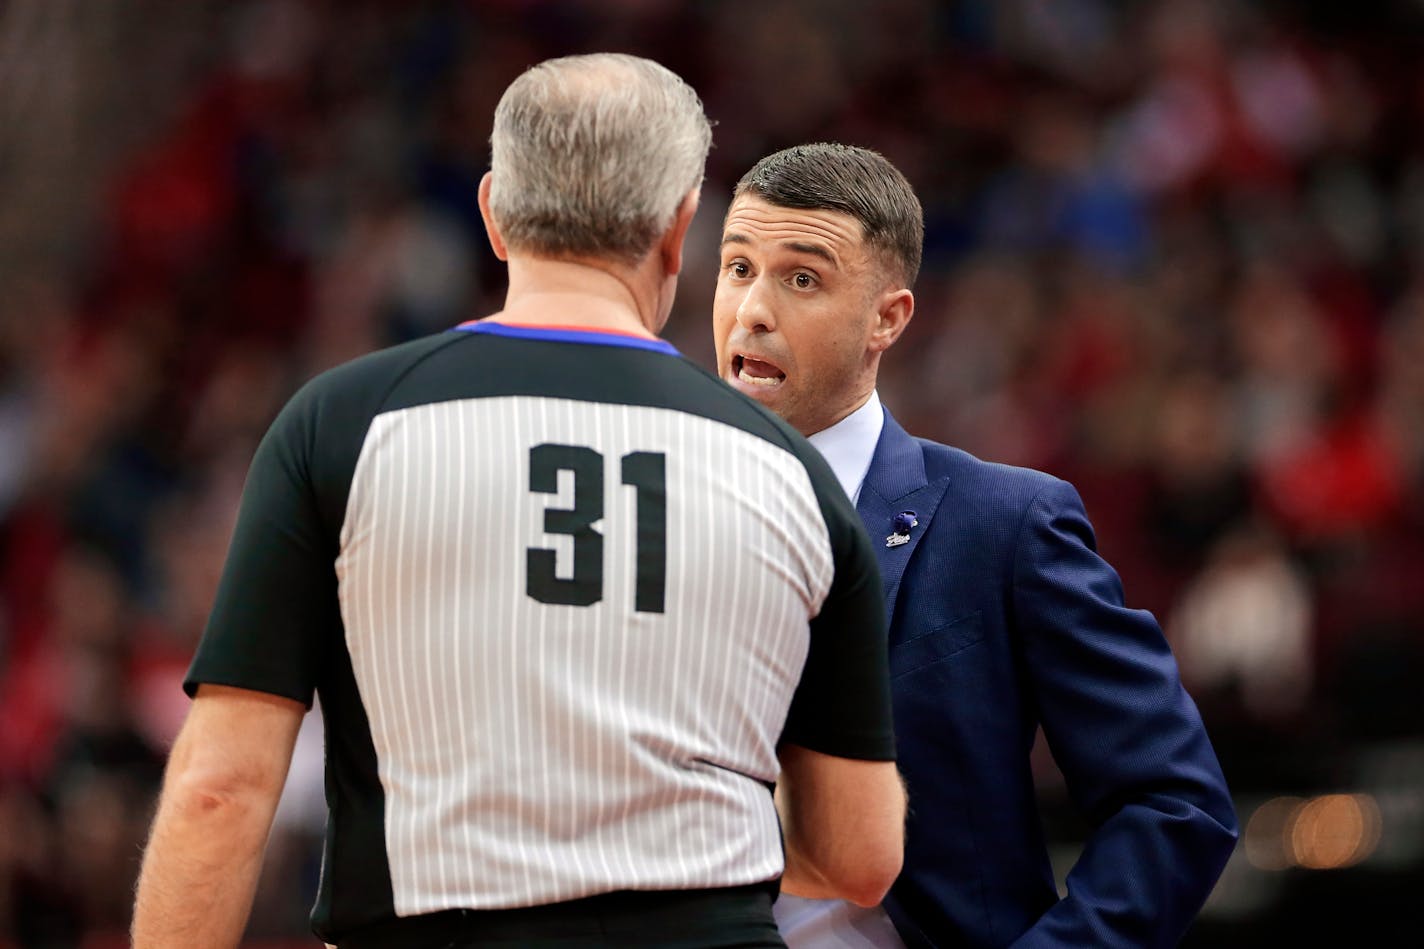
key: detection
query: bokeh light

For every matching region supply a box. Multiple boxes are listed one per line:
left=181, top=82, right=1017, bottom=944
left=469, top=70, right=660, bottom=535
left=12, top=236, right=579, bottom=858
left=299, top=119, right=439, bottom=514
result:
left=1244, top=796, right=1303, bottom=871
left=1244, top=793, right=1384, bottom=872
left=1288, top=793, right=1382, bottom=871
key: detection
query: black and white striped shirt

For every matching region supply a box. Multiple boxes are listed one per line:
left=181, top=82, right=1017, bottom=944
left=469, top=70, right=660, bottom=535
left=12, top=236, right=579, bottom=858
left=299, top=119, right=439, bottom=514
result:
left=185, top=322, right=894, bottom=942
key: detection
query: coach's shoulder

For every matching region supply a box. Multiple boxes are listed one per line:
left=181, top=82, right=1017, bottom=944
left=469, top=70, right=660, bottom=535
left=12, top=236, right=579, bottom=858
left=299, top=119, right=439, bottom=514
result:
left=916, top=436, right=1074, bottom=514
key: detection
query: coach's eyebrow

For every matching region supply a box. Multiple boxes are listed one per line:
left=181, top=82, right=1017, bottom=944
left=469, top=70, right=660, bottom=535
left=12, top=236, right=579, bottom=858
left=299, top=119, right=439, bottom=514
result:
left=719, top=233, right=839, bottom=268
left=785, top=241, right=837, bottom=267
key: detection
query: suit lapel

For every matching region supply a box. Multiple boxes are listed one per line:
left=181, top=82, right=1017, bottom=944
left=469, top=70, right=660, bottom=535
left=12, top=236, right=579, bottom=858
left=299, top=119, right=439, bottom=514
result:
left=857, top=410, right=949, bottom=629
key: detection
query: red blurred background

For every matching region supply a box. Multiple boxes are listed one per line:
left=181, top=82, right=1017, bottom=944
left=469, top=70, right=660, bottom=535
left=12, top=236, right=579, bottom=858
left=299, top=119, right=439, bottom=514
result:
left=1, top=1, right=1420, bottom=945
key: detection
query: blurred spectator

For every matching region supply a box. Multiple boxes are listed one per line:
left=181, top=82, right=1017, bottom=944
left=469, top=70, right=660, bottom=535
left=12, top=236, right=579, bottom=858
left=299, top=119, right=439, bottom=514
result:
left=1169, top=526, right=1314, bottom=725
left=1143, top=371, right=1252, bottom=569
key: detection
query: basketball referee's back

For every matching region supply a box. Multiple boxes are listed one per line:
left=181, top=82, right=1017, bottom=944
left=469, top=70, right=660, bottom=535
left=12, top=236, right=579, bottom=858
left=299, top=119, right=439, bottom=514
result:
left=132, top=53, right=904, bottom=949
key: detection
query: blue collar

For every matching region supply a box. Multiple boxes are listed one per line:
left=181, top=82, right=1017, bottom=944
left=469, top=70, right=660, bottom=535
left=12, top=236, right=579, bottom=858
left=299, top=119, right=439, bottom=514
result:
left=453, top=321, right=680, bottom=356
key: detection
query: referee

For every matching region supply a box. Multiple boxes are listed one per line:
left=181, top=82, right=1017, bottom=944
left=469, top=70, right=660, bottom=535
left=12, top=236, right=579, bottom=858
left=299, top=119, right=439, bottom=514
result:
left=132, top=54, right=904, bottom=948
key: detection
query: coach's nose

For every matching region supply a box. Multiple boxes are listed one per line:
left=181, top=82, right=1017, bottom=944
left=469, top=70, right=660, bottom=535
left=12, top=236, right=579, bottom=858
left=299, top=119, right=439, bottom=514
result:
left=735, top=277, right=776, bottom=334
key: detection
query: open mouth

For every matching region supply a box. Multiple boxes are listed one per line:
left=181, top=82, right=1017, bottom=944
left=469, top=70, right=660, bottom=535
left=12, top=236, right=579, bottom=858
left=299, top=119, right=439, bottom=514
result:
left=732, top=353, right=787, bottom=387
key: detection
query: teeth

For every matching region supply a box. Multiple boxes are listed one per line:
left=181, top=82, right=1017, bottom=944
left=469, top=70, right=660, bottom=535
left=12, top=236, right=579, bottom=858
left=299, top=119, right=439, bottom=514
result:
left=738, top=367, right=782, bottom=386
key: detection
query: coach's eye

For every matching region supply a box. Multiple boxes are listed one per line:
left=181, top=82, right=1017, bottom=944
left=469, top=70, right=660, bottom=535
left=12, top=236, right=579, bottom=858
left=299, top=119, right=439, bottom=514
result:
left=793, top=272, right=816, bottom=289
left=728, top=261, right=750, bottom=278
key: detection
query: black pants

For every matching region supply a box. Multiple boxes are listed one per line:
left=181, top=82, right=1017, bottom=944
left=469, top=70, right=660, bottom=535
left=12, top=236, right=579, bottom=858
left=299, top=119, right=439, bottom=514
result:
left=336, top=883, right=786, bottom=949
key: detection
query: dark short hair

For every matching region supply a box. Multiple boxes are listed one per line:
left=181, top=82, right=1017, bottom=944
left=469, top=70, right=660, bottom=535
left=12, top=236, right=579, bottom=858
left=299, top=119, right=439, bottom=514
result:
left=733, top=143, right=924, bottom=288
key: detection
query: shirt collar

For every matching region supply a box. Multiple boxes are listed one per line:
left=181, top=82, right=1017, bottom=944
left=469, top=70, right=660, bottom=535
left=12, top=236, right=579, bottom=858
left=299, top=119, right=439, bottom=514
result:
left=807, top=390, right=884, bottom=504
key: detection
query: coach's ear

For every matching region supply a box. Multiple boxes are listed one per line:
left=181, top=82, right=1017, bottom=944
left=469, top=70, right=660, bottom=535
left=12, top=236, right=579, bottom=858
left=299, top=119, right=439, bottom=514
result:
left=477, top=172, right=509, bottom=262
left=659, top=188, right=701, bottom=277
left=869, top=288, right=914, bottom=354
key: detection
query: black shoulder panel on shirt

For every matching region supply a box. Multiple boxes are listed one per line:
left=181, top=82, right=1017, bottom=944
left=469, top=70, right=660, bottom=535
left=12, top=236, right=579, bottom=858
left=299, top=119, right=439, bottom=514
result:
left=378, top=333, right=854, bottom=523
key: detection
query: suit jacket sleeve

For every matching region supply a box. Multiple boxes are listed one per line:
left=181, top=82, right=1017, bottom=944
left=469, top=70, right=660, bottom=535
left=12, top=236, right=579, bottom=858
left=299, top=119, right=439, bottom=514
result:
left=1007, top=479, right=1237, bottom=949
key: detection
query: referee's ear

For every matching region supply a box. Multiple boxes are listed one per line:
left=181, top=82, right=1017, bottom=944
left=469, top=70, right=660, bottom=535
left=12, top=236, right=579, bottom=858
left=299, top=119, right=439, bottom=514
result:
left=659, top=188, right=701, bottom=278
left=477, top=172, right=509, bottom=262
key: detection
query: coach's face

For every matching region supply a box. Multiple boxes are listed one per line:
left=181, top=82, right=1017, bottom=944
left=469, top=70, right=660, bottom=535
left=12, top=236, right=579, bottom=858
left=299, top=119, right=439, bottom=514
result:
left=714, top=193, right=910, bottom=436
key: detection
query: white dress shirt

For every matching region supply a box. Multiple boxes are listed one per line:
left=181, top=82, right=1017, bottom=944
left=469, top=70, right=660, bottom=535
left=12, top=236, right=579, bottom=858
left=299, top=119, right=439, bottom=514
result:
left=805, top=390, right=884, bottom=506
left=779, top=389, right=906, bottom=948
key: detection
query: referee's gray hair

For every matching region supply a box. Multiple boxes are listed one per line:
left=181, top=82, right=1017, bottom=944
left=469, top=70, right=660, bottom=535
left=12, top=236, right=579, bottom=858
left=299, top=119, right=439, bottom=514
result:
left=489, top=53, right=712, bottom=263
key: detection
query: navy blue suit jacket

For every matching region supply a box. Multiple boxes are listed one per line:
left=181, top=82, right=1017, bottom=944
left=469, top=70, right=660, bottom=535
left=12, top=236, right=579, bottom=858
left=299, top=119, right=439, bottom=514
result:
left=861, top=410, right=1237, bottom=948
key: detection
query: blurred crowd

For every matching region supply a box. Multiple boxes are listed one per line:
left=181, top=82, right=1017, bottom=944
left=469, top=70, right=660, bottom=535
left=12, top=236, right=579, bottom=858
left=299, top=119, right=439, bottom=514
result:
left=1, top=0, right=1421, bottom=945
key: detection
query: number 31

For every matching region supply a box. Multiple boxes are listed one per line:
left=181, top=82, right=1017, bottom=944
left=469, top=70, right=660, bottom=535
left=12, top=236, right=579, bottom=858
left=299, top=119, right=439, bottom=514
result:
left=526, top=443, right=666, bottom=614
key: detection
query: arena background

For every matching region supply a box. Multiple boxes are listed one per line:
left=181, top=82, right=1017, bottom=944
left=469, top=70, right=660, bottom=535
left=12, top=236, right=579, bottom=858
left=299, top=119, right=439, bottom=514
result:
left=1, top=1, right=1421, bottom=945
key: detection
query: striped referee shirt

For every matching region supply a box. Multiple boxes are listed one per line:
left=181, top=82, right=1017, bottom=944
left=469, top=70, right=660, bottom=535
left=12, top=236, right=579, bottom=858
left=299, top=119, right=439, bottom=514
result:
left=185, top=322, right=895, bottom=942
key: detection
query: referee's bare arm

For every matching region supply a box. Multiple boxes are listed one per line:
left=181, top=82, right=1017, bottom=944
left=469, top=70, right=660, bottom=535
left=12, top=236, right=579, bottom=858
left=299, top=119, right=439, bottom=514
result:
left=132, top=684, right=303, bottom=948
left=775, top=743, right=906, bottom=907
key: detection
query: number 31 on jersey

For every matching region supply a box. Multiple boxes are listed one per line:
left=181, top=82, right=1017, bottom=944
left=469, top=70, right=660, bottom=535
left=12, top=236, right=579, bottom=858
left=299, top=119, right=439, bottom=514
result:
left=525, top=443, right=666, bottom=614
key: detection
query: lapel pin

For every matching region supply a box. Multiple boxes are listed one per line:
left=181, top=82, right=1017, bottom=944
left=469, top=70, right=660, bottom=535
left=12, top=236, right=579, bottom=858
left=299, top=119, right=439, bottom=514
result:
left=885, top=510, right=918, bottom=548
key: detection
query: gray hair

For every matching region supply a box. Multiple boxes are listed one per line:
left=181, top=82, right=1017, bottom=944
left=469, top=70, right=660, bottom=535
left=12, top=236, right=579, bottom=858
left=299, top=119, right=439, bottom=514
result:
left=488, top=53, right=712, bottom=262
